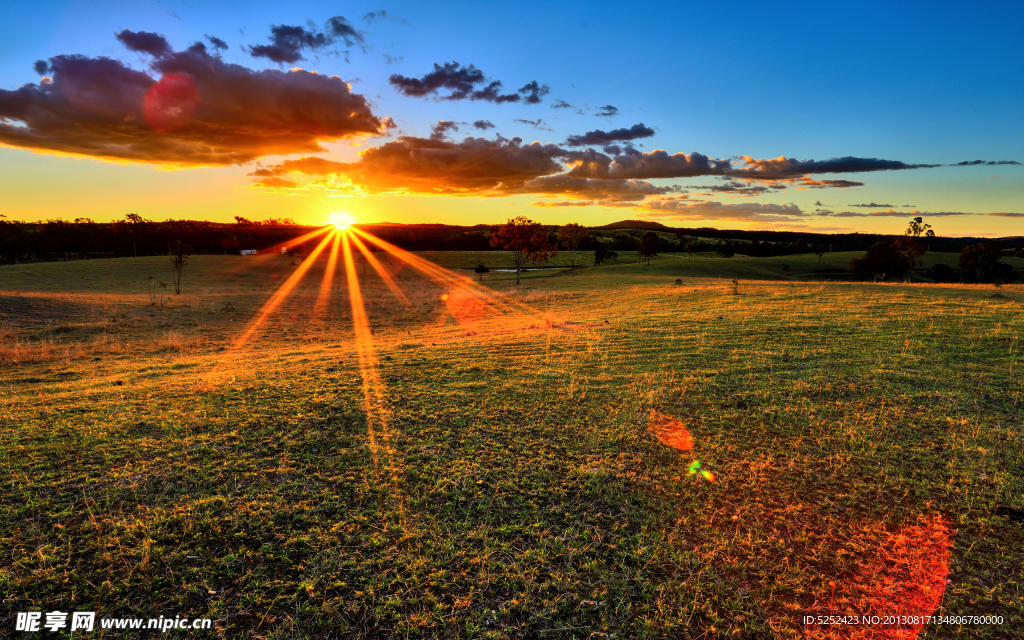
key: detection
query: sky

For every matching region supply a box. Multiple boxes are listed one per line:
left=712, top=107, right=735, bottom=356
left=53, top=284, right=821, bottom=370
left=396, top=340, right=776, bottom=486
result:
left=1, top=0, right=1022, bottom=236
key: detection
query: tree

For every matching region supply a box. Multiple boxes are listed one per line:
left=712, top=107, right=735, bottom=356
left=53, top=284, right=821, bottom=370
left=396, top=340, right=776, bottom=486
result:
left=557, top=223, right=589, bottom=268
left=849, top=240, right=912, bottom=280
left=814, top=244, right=826, bottom=264
left=638, top=231, right=659, bottom=265
left=715, top=241, right=735, bottom=258
left=168, top=240, right=191, bottom=294
left=594, top=243, right=617, bottom=265
left=905, top=216, right=932, bottom=239
left=234, top=216, right=252, bottom=224
left=685, top=240, right=694, bottom=262
left=959, top=243, right=1018, bottom=283
left=474, top=262, right=490, bottom=281
left=892, top=236, right=926, bottom=276
left=923, top=228, right=936, bottom=253
left=489, top=217, right=557, bottom=285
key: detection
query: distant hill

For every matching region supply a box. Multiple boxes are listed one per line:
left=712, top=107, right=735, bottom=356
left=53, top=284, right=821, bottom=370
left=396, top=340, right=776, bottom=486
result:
left=593, top=220, right=672, bottom=231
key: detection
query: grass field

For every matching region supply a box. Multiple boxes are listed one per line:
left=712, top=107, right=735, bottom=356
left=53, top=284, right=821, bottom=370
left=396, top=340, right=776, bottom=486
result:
left=1, top=251, right=1022, bottom=638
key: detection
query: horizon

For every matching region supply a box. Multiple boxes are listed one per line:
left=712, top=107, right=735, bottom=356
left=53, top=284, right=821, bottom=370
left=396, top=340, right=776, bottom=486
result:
left=1, top=0, right=1022, bottom=236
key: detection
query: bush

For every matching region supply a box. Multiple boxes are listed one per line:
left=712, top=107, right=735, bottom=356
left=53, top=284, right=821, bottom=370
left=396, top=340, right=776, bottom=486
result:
left=926, top=263, right=958, bottom=283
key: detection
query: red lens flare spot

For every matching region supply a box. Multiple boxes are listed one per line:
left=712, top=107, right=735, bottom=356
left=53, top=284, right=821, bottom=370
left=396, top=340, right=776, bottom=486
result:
left=144, top=73, right=199, bottom=132
left=650, top=413, right=694, bottom=451
left=806, top=515, right=951, bottom=639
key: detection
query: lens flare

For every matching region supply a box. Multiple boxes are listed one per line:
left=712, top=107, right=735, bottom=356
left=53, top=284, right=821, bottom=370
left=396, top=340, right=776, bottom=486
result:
left=329, top=212, right=355, bottom=230
left=688, top=460, right=715, bottom=482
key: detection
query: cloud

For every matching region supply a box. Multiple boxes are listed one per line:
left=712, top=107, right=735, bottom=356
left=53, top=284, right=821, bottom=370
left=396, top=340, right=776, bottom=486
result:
left=568, top=149, right=732, bottom=179
left=565, top=123, right=655, bottom=147
left=362, top=10, right=409, bottom=25
left=849, top=202, right=894, bottom=208
left=206, top=35, right=228, bottom=50
left=954, top=160, right=1021, bottom=166
left=249, top=17, right=366, bottom=64
left=517, top=80, right=550, bottom=104
left=820, top=209, right=986, bottom=218
left=734, top=155, right=941, bottom=178
left=595, top=104, right=619, bottom=117
left=989, top=212, right=1024, bottom=217
left=500, top=174, right=676, bottom=202
left=514, top=118, right=553, bottom=131
left=253, top=136, right=567, bottom=194
left=390, top=62, right=511, bottom=101
left=473, top=120, right=495, bottom=130
left=115, top=29, right=173, bottom=57
left=0, top=36, right=384, bottom=166
left=33, top=60, right=49, bottom=75
left=565, top=149, right=939, bottom=182
left=429, top=120, right=461, bottom=140
left=550, top=99, right=573, bottom=109
left=389, top=62, right=546, bottom=104
left=637, top=199, right=806, bottom=222
left=382, top=54, right=403, bottom=64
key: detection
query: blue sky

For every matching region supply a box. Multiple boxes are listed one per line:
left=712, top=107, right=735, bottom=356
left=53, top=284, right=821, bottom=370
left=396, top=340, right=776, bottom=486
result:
left=1, top=0, right=1021, bottom=235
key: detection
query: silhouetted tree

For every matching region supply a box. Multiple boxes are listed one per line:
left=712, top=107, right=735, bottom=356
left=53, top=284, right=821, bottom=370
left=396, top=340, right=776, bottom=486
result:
left=168, top=240, right=191, bottom=294
left=558, top=223, right=589, bottom=268
left=960, top=243, right=1017, bottom=283
left=638, top=231, right=659, bottom=265
left=489, top=217, right=557, bottom=285
left=594, top=243, right=617, bottom=265
left=474, top=262, right=489, bottom=281
left=715, top=241, right=735, bottom=258
left=815, top=244, right=826, bottom=264
left=849, top=241, right=912, bottom=280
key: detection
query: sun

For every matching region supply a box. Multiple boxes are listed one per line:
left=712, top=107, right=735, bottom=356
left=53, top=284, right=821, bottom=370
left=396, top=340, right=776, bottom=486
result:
left=328, top=212, right=355, bottom=230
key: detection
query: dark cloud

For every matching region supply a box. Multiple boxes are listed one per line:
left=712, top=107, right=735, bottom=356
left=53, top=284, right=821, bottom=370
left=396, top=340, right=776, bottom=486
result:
left=849, top=202, right=894, bottom=208
left=115, top=29, right=173, bottom=57
left=250, top=136, right=566, bottom=193
left=325, top=16, right=367, bottom=49
left=390, top=63, right=549, bottom=104
left=734, top=155, right=941, bottom=179
left=429, top=120, right=461, bottom=140
left=565, top=123, right=655, bottom=147
left=252, top=135, right=677, bottom=204
left=602, top=144, right=622, bottom=155
left=33, top=60, right=50, bottom=75
left=550, top=99, right=573, bottom=109
left=517, top=81, right=549, bottom=104
left=249, top=17, right=365, bottom=64
left=595, top=104, right=618, bottom=117
left=473, top=120, right=495, bottom=130
left=954, top=160, right=1021, bottom=166
left=390, top=62, right=509, bottom=102
left=568, top=149, right=731, bottom=180
left=902, top=204, right=916, bottom=207
left=0, top=41, right=384, bottom=166
left=382, top=54, right=403, bottom=64
left=566, top=149, right=939, bottom=182
left=206, top=35, right=228, bottom=50
left=822, top=209, right=979, bottom=218
left=638, top=199, right=806, bottom=222
left=501, top=175, right=675, bottom=201
left=362, top=10, right=409, bottom=25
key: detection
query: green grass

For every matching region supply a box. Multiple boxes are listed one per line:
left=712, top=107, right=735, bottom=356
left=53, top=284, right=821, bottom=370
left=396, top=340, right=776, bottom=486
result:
left=1, top=254, right=1022, bottom=638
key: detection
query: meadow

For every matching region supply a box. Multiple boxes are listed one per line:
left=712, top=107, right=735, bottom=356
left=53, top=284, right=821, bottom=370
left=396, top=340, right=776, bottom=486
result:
left=1, top=250, right=1022, bottom=639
